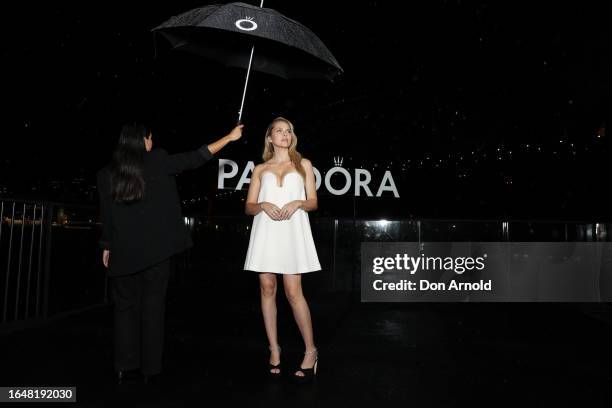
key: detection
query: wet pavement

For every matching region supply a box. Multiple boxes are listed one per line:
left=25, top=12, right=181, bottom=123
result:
left=2, top=274, right=612, bottom=407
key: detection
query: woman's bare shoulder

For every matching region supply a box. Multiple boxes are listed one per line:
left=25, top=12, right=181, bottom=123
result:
left=253, top=163, right=269, bottom=174
left=300, top=157, right=313, bottom=168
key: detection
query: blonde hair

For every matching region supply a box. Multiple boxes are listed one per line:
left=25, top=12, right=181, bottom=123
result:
left=263, top=117, right=306, bottom=179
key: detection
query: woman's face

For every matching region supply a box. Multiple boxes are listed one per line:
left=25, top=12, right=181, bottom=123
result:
left=267, top=122, right=292, bottom=149
left=144, top=132, right=153, bottom=152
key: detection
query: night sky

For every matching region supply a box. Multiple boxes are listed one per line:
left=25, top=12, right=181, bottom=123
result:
left=1, top=1, right=610, bottom=219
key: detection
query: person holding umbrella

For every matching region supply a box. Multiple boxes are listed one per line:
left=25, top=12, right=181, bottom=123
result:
left=244, top=117, right=321, bottom=382
left=97, top=122, right=243, bottom=385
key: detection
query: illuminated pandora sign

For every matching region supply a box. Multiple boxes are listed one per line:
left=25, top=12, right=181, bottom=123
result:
left=217, top=159, right=400, bottom=198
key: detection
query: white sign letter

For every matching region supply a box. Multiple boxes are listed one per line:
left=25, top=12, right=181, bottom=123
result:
left=354, top=169, right=374, bottom=197
left=236, top=161, right=255, bottom=190
left=313, top=167, right=322, bottom=190
left=376, top=171, right=400, bottom=197
left=325, top=167, right=352, bottom=196
left=218, top=159, right=239, bottom=189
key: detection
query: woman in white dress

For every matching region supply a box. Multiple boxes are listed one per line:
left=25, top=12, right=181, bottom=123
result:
left=244, top=117, right=321, bottom=382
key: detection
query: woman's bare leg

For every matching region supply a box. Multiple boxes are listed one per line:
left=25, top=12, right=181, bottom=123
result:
left=283, top=274, right=317, bottom=376
left=259, top=273, right=280, bottom=373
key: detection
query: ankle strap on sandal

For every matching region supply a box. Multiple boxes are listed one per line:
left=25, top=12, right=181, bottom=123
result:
left=269, top=345, right=281, bottom=352
left=304, top=348, right=317, bottom=355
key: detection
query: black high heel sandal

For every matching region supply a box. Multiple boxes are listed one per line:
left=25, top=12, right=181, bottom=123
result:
left=268, top=345, right=282, bottom=378
left=294, top=348, right=318, bottom=383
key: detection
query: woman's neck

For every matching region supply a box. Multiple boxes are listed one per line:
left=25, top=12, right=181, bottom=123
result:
left=271, top=149, right=290, bottom=163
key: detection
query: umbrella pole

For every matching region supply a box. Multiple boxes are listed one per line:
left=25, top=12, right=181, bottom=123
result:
left=236, top=0, right=265, bottom=124
left=237, top=45, right=255, bottom=124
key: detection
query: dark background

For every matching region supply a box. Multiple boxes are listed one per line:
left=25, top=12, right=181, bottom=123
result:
left=1, top=1, right=609, bottom=220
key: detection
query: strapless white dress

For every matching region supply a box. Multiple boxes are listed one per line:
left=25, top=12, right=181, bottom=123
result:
left=244, top=171, right=321, bottom=274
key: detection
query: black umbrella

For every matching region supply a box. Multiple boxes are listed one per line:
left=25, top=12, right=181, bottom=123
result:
left=152, top=1, right=343, bottom=122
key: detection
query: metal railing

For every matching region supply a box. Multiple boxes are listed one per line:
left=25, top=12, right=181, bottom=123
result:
left=1, top=200, right=50, bottom=322
left=1, top=198, right=106, bottom=326
left=2, top=195, right=611, bottom=326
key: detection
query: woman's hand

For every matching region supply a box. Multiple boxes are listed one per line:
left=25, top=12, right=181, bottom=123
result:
left=102, top=249, right=110, bottom=268
left=226, top=124, right=244, bottom=142
left=261, top=202, right=282, bottom=220
left=279, top=200, right=303, bottom=220
left=208, top=124, right=244, bottom=154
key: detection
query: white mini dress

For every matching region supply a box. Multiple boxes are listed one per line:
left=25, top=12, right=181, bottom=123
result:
left=244, top=171, right=321, bottom=274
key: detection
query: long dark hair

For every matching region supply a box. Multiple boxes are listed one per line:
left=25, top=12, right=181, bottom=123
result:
left=110, top=122, right=148, bottom=203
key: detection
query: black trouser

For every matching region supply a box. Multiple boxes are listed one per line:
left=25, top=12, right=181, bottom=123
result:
left=110, top=259, right=170, bottom=375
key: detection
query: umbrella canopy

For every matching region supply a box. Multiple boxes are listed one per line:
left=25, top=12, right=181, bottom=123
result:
left=152, top=2, right=343, bottom=81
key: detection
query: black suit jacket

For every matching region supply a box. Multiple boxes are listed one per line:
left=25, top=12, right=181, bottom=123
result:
left=97, top=146, right=213, bottom=276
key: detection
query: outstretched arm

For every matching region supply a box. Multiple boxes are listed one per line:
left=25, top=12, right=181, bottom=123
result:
left=164, top=124, right=243, bottom=175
